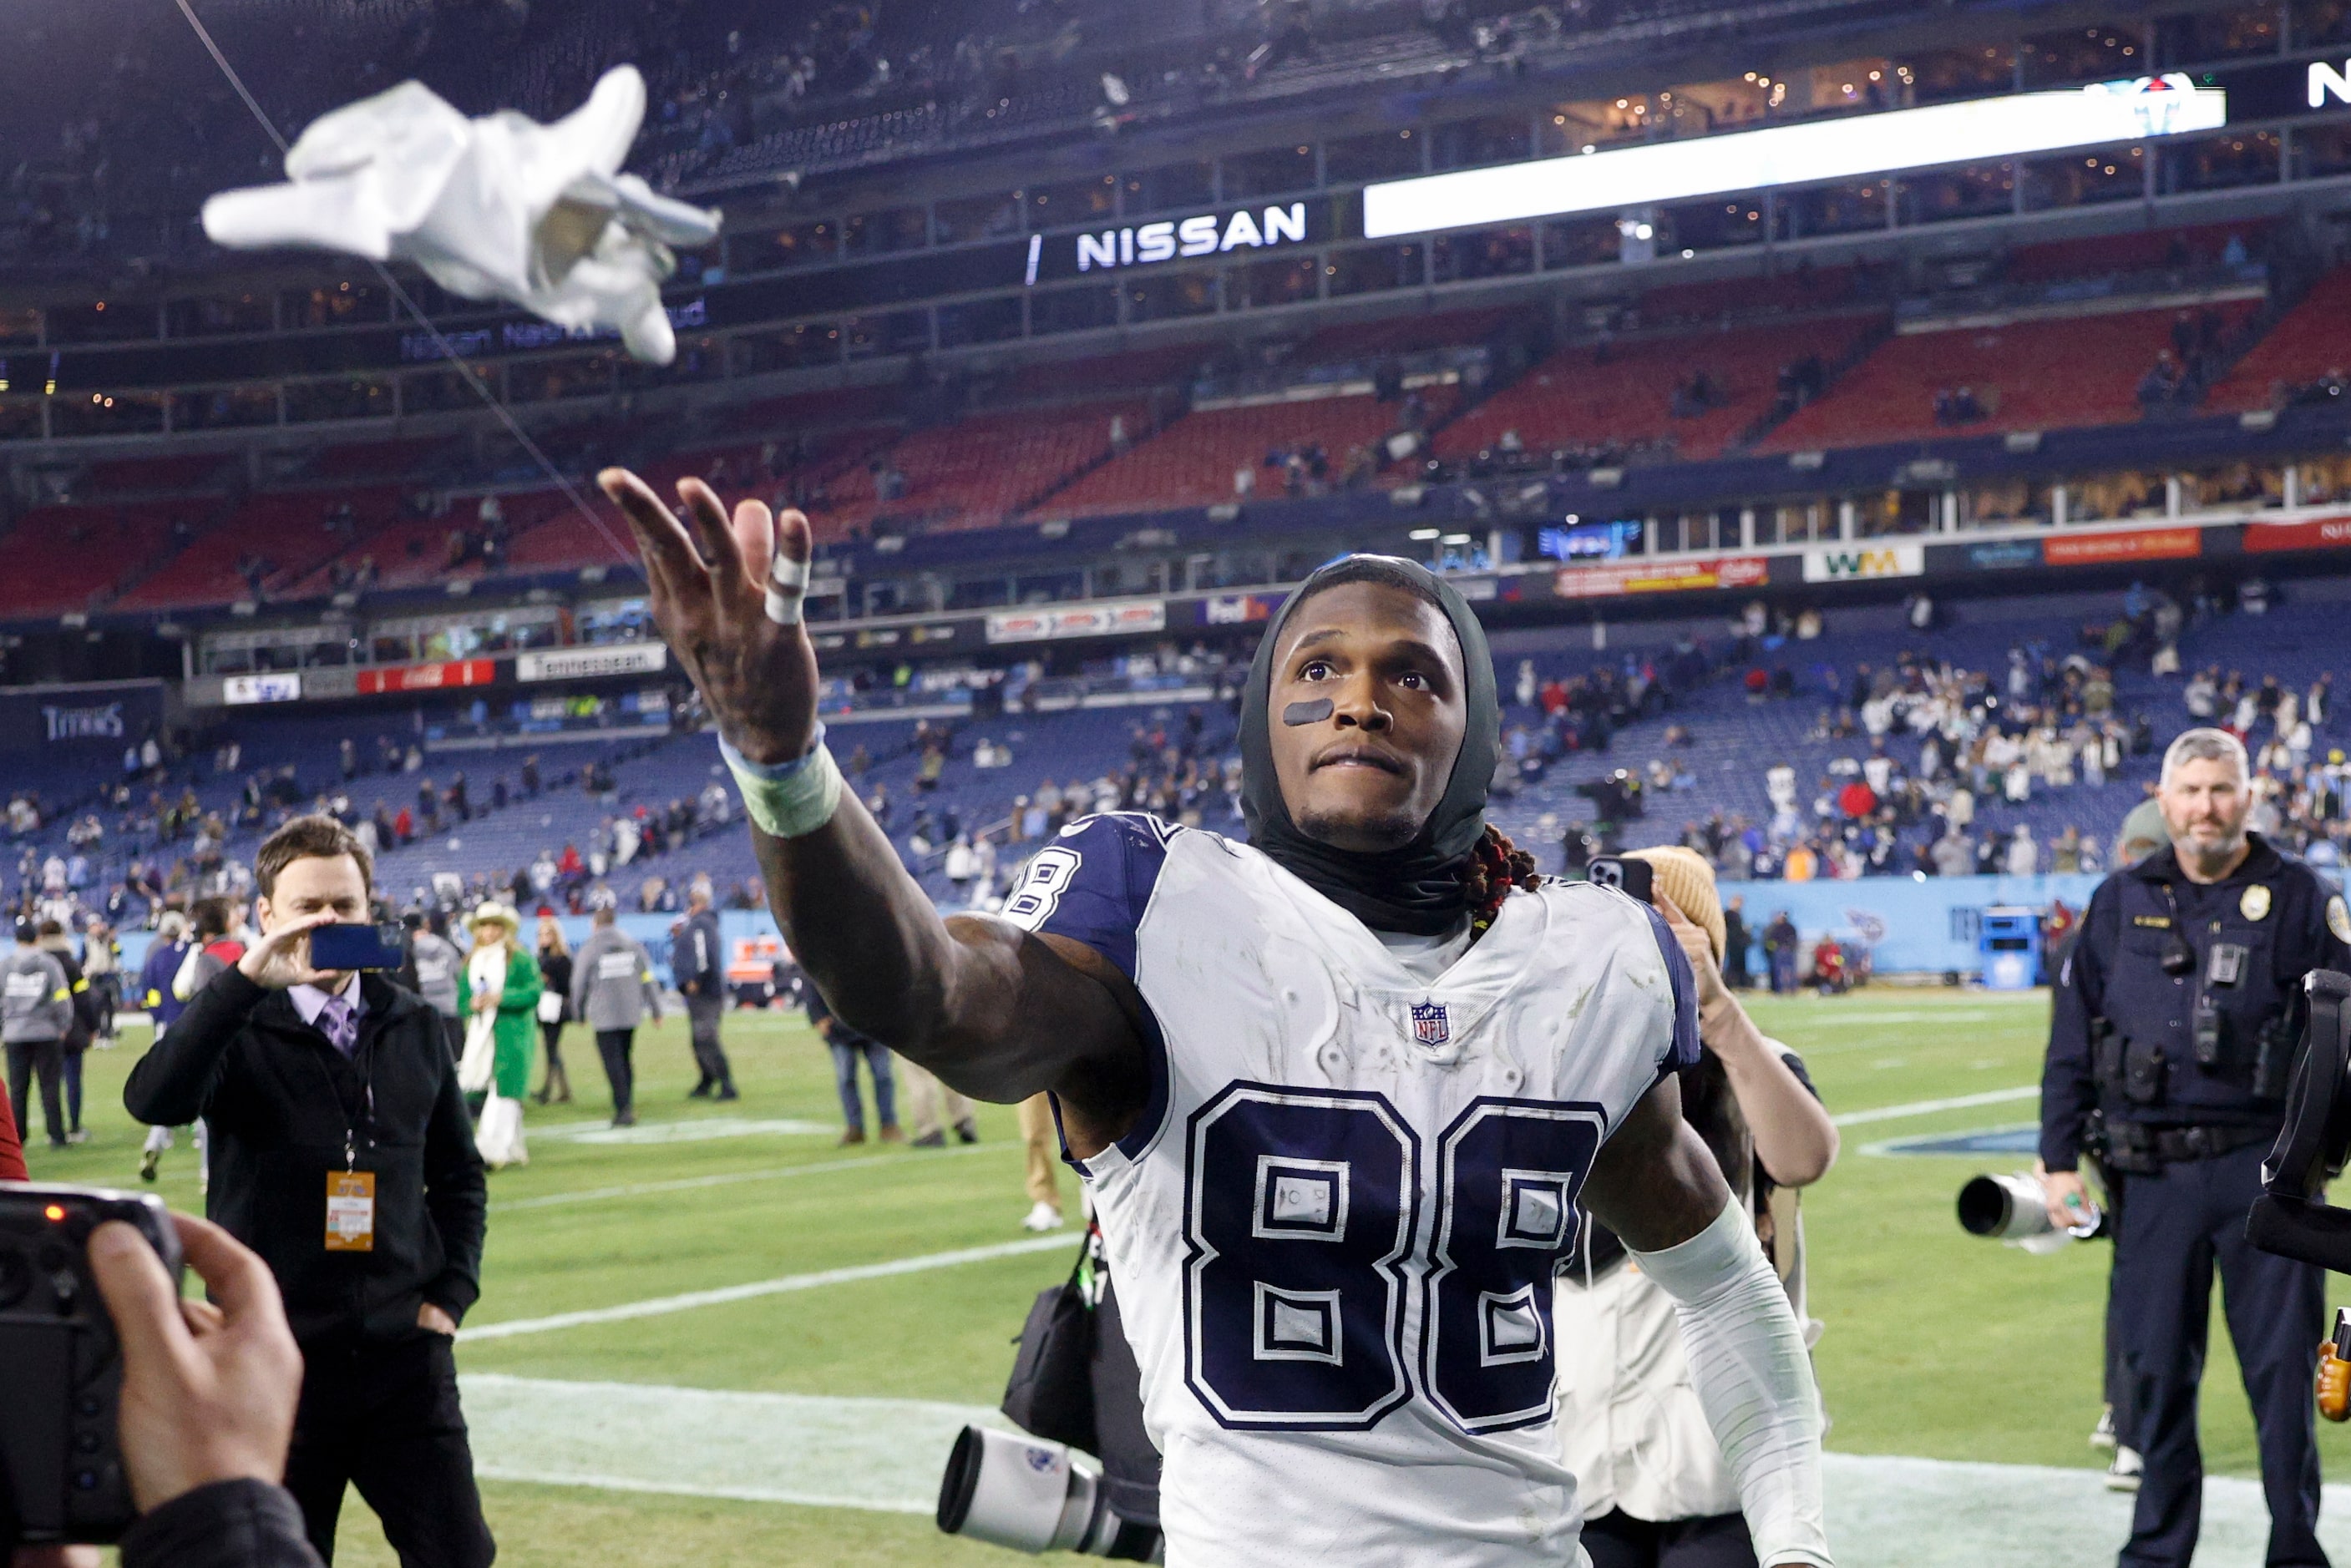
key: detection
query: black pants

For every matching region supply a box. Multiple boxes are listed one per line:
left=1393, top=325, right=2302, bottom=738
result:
left=539, top=1020, right=566, bottom=1079
left=595, top=1028, right=636, bottom=1117
left=2114, top=1139, right=2326, bottom=1568
left=2102, top=1166, right=2137, bottom=1446
left=1581, top=1510, right=1757, bottom=1568
left=283, top=1333, right=494, bottom=1568
left=6, top=1038, right=63, bottom=1145
left=686, top=993, right=732, bottom=1090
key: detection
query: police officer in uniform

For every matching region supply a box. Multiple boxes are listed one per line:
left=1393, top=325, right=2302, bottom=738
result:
left=2041, top=728, right=2351, bottom=1568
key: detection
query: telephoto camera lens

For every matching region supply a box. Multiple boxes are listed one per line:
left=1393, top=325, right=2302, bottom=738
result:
left=937, top=1426, right=1163, bottom=1560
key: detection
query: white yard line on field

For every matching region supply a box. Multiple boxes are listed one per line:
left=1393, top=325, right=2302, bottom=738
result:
left=494, top=1141, right=999, bottom=1212
left=454, top=1375, right=2351, bottom=1563
left=458, top=1234, right=1076, bottom=1342
left=1832, top=1086, right=2039, bottom=1127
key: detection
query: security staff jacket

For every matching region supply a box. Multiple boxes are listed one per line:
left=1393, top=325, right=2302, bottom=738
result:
left=570, top=925, right=664, bottom=1031
left=0, top=946, right=72, bottom=1042
left=673, top=908, right=722, bottom=997
left=2042, top=832, right=2351, bottom=1171
left=122, top=966, right=487, bottom=1344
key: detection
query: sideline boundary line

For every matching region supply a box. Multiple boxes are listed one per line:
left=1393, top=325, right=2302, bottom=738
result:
left=494, top=1141, right=997, bottom=1212
left=459, top=1233, right=1074, bottom=1341
left=1832, top=1086, right=2036, bottom=1127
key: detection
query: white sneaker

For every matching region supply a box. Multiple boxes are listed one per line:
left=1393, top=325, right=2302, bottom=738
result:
left=2105, top=1446, right=2142, bottom=1492
left=2090, top=1406, right=2116, bottom=1451
left=1022, top=1201, right=1065, bottom=1232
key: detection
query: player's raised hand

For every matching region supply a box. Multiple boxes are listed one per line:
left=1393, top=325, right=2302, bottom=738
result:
left=597, top=469, right=821, bottom=766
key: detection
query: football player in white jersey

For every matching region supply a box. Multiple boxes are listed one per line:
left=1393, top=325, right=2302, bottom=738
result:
left=598, top=468, right=1832, bottom=1568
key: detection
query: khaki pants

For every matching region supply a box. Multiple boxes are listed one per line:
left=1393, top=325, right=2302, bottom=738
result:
left=1018, top=1094, right=1061, bottom=1211
left=897, top=1055, right=973, bottom=1141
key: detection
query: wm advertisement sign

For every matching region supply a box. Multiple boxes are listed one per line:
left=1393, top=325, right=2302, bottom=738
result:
left=1802, top=544, right=1925, bottom=583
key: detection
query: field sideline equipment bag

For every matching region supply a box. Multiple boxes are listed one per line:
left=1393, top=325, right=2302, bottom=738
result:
left=0, top=1184, right=182, bottom=1550
left=939, top=1234, right=1163, bottom=1559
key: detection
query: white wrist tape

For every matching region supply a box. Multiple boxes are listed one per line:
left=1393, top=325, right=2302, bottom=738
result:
left=1626, top=1198, right=1832, bottom=1568
left=765, top=551, right=809, bottom=625
left=717, top=725, right=842, bottom=837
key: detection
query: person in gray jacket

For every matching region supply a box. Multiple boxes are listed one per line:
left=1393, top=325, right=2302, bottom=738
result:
left=570, top=907, right=664, bottom=1127
left=400, top=909, right=464, bottom=1063
left=3, top=918, right=73, bottom=1149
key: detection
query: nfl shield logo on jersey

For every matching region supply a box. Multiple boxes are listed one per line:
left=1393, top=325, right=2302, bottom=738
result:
left=1411, top=1000, right=1450, bottom=1047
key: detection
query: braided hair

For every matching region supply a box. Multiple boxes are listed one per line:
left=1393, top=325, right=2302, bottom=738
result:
left=1462, top=823, right=1542, bottom=935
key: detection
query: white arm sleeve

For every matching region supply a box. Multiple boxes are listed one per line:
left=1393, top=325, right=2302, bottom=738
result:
left=1624, top=1197, right=1832, bottom=1568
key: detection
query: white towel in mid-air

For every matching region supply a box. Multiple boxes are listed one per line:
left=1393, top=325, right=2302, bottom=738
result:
left=201, top=66, right=719, bottom=365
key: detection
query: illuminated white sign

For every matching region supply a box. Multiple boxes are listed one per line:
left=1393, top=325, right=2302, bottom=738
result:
left=223, top=673, right=302, bottom=705
left=515, top=644, right=669, bottom=682
left=2312, top=59, right=2351, bottom=107
left=1073, top=204, right=1308, bottom=273
left=1361, top=75, right=2224, bottom=240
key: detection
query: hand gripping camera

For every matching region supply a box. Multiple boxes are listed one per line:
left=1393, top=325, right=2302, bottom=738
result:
left=0, top=1184, right=183, bottom=1551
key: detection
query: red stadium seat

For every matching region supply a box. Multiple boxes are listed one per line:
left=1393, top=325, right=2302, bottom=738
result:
left=1759, top=303, right=2257, bottom=453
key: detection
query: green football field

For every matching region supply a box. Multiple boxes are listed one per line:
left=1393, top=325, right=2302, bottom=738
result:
left=28, top=989, right=2351, bottom=1566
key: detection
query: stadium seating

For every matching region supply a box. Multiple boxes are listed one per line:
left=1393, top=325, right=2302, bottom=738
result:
left=1757, top=302, right=2258, bottom=453
left=0, top=503, right=190, bottom=618
left=2202, top=266, right=2351, bottom=413
left=1046, top=390, right=1436, bottom=518
left=805, top=402, right=1158, bottom=539
left=112, top=487, right=408, bottom=611
left=1437, top=315, right=1881, bottom=464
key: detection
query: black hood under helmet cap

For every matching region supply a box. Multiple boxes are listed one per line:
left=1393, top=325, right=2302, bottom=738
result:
left=1239, top=554, right=1502, bottom=936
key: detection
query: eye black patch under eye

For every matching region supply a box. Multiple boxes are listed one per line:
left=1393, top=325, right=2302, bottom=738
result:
left=1282, top=698, right=1335, bottom=726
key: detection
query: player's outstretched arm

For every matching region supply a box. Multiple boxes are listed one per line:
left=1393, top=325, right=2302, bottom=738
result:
left=599, top=471, right=1148, bottom=1149
left=1583, top=1080, right=1832, bottom=1568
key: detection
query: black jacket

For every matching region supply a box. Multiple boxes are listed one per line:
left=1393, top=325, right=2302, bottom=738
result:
left=122, top=1481, right=321, bottom=1568
left=673, top=908, right=722, bottom=994
left=122, top=967, right=487, bottom=1344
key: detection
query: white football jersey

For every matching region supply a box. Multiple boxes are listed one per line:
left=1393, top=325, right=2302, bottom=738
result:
left=1002, top=813, right=1699, bottom=1566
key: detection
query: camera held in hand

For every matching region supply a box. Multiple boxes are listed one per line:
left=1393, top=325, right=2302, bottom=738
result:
left=0, top=1183, right=184, bottom=1550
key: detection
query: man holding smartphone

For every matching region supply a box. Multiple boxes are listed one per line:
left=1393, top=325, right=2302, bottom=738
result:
left=122, top=814, right=492, bottom=1568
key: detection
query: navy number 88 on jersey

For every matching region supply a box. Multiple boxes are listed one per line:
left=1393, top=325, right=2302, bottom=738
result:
left=1183, top=1082, right=1604, bottom=1435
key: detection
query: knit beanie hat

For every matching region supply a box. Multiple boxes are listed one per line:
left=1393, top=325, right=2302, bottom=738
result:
left=1624, top=845, right=1725, bottom=961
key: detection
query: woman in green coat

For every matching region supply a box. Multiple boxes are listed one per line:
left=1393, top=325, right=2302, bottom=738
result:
left=458, top=902, right=543, bottom=1167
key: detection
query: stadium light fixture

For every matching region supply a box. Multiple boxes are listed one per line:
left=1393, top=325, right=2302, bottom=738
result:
left=1361, top=74, right=2222, bottom=239
left=1407, top=528, right=1442, bottom=540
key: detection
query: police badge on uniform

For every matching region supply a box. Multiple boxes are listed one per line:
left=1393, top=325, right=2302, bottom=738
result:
left=2330, top=894, right=2351, bottom=944
left=2242, top=884, right=2272, bottom=922
left=1411, top=1000, right=1451, bottom=1047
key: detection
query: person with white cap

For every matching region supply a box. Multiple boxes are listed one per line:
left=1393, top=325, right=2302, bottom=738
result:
left=455, top=902, right=541, bottom=1169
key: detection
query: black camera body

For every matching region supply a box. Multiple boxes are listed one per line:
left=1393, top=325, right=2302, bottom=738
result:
left=0, top=1183, right=183, bottom=1550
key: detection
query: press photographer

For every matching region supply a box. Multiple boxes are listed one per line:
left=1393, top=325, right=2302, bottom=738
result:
left=120, top=815, right=493, bottom=1568
left=2038, top=728, right=2351, bottom=1566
